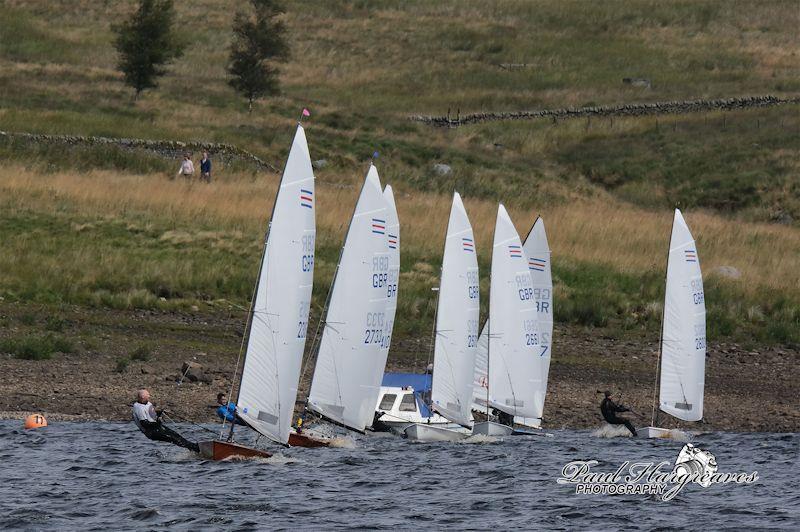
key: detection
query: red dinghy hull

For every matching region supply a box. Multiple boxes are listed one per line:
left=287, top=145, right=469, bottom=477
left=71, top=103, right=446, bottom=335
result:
left=288, top=431, right=331, bottom=448
left=198, top=440, right=272, bottom=460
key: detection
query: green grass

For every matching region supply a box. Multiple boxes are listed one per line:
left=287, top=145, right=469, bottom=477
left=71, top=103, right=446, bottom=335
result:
left=0, top=0, right=798, bottom=348
left=0, top=334, right=76, bottom=360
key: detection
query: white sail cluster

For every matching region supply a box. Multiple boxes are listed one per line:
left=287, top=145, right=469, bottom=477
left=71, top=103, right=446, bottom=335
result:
left=235, top=122, right=710, bottom=445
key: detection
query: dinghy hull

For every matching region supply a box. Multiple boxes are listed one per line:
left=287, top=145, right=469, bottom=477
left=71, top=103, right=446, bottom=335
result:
left=288, top=431, right=331, bottom=448
left=636, top=426, right=692, bottom=440
left=405, top=423, right=469, bottom=442
left=472, top=421, right=513, bottom=436
left=198, top=440, right=272, bottom=461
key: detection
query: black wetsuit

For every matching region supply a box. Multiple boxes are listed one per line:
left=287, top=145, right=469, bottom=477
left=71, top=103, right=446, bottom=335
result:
left=139, top=419, right=200, bottom=452
left=496, top=409, right=514, bottom=427
left=600, top=397, right=636, bottom=436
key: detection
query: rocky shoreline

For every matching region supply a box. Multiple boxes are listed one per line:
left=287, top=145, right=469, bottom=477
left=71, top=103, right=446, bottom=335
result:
left=0, top=303, right=797, bottom=432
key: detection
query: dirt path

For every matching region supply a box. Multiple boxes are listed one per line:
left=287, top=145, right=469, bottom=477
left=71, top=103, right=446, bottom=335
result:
left=1, top=303, right=797, bottom=432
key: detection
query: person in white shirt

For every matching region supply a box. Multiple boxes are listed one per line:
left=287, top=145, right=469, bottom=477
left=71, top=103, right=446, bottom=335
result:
left=176, top=153, right=195, bottom=179
left=132, top=389, right=199, bottom=452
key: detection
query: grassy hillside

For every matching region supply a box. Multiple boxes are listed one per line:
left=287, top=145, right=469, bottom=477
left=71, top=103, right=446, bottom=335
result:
left=0, top=0, right=798, bottom=349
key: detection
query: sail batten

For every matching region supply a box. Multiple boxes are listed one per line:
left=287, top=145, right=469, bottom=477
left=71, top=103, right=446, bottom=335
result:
left=307, top=165, right=390, bottom=432
left=430, top=192, right=480, bottom=428
left=659, top=209, right=706, bottom=422
left=236, top=124, right=315, bottom=445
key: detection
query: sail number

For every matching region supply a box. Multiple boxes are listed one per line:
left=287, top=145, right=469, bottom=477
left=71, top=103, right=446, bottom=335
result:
left=467, top=270, right=479, bottom=300
left=466, top=319, right=479, bottom=348
left=523, top=319, right=539, bottom=347
left=695, top=336, right=706, bottom=350
left=297, top=299, right=310, bottom=339
left=301, top=234, right=315, bottom=272
left=372, top=256, right=389, bottom=290
left=534, top=288, right=551, bottom=313
left=515, top=273, right=533, bottom=301
left=690, top=278, right=704, bottom=305
left=364, top=312, right=386, bottom=344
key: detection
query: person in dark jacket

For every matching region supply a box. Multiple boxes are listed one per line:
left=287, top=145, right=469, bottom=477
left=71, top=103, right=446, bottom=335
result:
left=600, top=390, right=637, bottom=436
left=200, top=151, right=212, bottom=183
left=132, top=389, right=199, bottom=452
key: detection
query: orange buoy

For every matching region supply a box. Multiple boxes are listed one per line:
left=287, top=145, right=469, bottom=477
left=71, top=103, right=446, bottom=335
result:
left=24, top=413, right=48, bottom=429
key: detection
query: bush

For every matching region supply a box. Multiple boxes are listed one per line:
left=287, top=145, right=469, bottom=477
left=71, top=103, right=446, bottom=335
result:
left=0, top=334, right=75, bottom=360
left=115, top=357, right=130, bottom=373
left=130, top=344, right=152, bottom=361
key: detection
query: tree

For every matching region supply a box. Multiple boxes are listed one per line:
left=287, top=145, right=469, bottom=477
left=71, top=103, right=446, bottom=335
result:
left=228, top=0, right=290, bottom=112
left=112, top=0, right=185, bottom=99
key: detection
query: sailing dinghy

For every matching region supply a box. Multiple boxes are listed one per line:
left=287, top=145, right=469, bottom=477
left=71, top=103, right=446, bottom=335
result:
left=405, top=192, right=479, bottom=442
left=304, top=164, right=392, bottom=434
left=473, top=205, right=542, bottom=436
left=473, top=217, right=553, bottom=433
left=200, top=123, right=315, bottom=460
left=638, top=209, right=706, bottom=440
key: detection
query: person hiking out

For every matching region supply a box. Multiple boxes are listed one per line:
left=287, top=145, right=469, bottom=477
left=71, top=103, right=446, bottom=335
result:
left=132, top=389, right=199, bottom=452
left=600, top=390, right=637, bottom=436
left=176, top=153, right=194, bottom=180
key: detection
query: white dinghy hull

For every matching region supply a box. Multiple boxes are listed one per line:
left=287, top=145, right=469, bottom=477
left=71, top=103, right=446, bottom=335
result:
left=637, top=426, right=692, bottom=440
left=472, top=421, right=513, bottom=436
left=405, top=423, right=470, bottom=442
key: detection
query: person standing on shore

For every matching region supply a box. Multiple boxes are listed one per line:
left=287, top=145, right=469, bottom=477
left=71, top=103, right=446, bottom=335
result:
left=200, top=151, right=212, bottom=183
left=176, top=153, right=194, bottom=180
left=132, top=389, right=199, bottom=452
left=600, top=390, right=637, bottom=436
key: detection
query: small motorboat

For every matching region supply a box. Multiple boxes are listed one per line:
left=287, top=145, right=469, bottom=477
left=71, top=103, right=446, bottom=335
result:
left=372, top=373, right=458, bottom=434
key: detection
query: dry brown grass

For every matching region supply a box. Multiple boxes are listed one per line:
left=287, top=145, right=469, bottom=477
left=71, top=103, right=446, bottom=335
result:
left=2, top=164, right=797, bottom=300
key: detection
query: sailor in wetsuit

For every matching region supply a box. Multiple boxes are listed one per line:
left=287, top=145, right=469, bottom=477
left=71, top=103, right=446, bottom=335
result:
left=132, top=389, right=199, bottom=452
left=600, top=390, right=637, bottom=436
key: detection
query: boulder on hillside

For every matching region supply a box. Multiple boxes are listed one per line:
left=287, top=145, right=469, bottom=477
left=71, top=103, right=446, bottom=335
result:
left=433, top=163, right=452, bottom=176
left=180, top=361, right=211, bottom=384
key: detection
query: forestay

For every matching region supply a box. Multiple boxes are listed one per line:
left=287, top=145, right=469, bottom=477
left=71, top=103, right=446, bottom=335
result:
left=236, top=124, right=315, bottom=445
left=308, top=165, right=389, bottom=432
left=659, top=209, right=706, bottom=422
left=430, top=192, right=480, bottom=428
left=487, top=205, right=542, bottom=419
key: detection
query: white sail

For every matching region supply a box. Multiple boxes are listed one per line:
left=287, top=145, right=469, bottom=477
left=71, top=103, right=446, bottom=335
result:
left=430, top=192, right=480, bottom=428
left=520, top=217, right=553, bottom=422
left=474, top=216, right=553, bottom=422
left=375, top=185, right=399, bottom=393
left=307, top=165, right=389, bottom=432
left=487, top=205, right=542, bottom=419
left=659, top=209, right=706, bottom=422
left=236, top=124, right=315, bottom=445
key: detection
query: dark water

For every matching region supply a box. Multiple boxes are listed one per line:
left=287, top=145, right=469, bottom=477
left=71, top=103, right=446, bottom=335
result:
left=0, top=421, right=796, bottom=530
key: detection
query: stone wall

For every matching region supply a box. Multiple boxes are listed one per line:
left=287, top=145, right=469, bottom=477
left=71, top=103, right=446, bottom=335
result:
left=410, top=95, right=799, bottom=128
left=0, top=130, right=278, bottom=173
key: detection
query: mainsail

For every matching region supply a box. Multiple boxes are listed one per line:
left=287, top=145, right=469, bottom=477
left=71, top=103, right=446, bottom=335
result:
left=658, top=209, right=706, bottom=422
left=375, top=185, right=400, bottom=394
left=430, top=192, right=480, bottom=428
left=236, top=124, right=315, bottom=445
left=307, top=165, right=389, bottom=432
left=522, top=217, right=553, bottom=420
left=487, top=205, right=542, bottom=419
left=474, top=215, right=552, bottom=422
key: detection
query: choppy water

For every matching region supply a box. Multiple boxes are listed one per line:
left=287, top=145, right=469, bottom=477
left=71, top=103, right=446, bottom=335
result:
left=0, top=421, right=796, bottom=530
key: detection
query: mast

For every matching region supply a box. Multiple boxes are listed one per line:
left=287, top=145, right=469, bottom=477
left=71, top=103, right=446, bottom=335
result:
left=649, top=212, right=675, bottom=427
